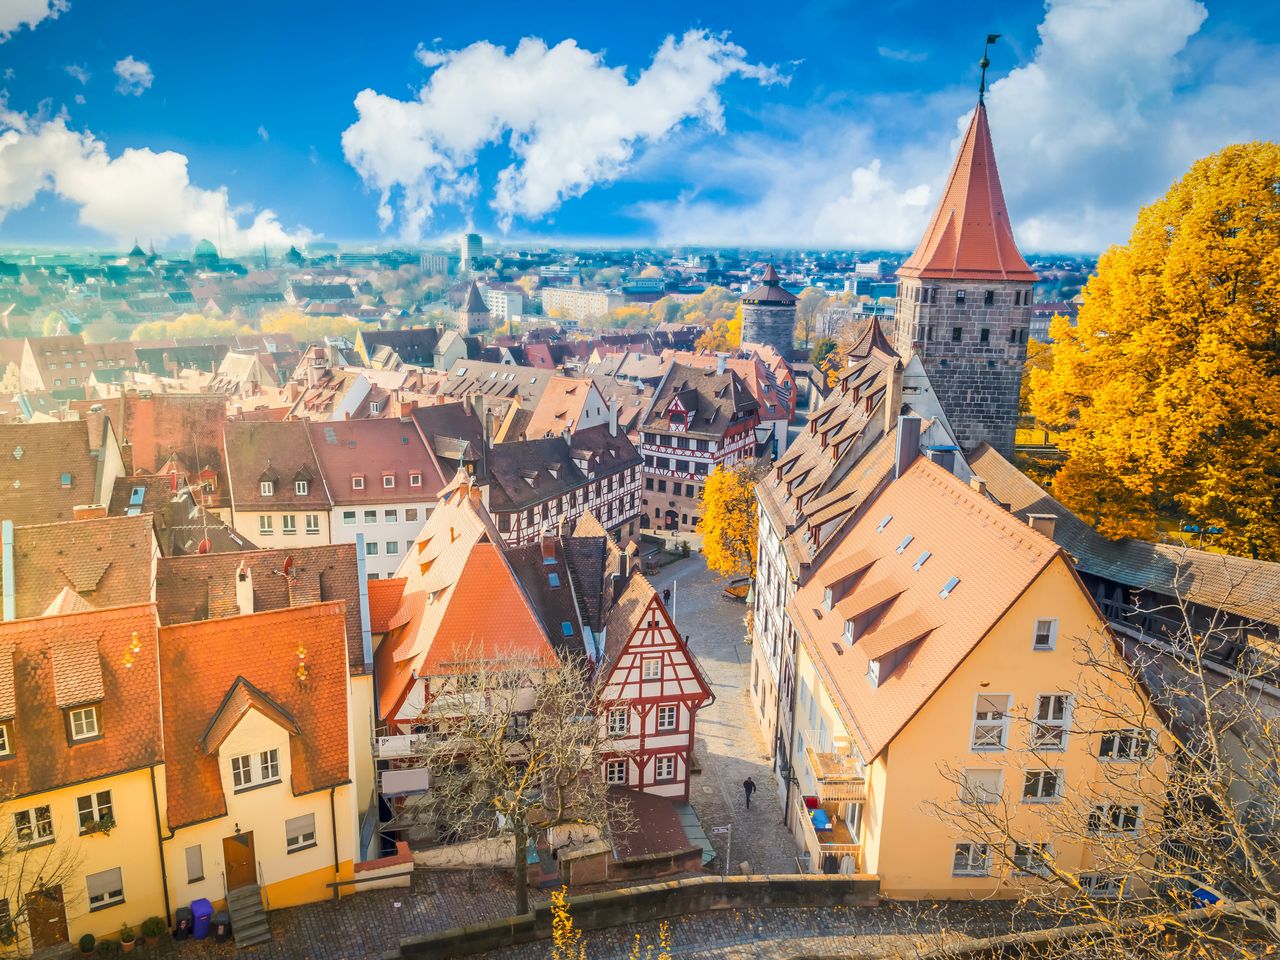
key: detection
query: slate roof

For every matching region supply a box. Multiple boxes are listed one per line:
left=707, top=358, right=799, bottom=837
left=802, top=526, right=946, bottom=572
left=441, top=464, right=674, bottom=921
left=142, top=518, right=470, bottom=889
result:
left=0, top=420, right=105, bottom=526
left=504, top=539, right=585, bottom=658
left=5, top=513, right=155, bottom=620
left=898, top=102, right=1037, bottom=283
left=486, top=425, right=640, bottom=514
left=460, top=281, right=489, bottom=314
left=968, top=443, right=1280, bottom=627
left=159, top=602, right=351, bottom=829
left=357, top=328, right=442, bottom=367
left=0, top=603, right=164, bottom=801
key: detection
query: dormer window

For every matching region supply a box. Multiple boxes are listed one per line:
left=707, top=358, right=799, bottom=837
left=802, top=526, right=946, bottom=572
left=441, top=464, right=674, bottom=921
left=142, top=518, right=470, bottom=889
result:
left=0, top=721, right=12, bottom=757
left=409, top=473, right=422, bottom=487
left=260, top=481, right=275, bottom=496
left=352, top=475, right=365, bottom=490
left=383, top=475, right=395, bottom=489
left=295, top=480, right=309, bottom=496
left=68, top=705, right=100, bottom=743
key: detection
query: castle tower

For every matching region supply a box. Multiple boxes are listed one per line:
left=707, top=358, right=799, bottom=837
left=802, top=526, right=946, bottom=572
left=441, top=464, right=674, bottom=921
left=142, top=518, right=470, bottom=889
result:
left=892, top=98, right=1037, bottom=457
left=457, top=280, right=490, bottom=335
left=741, top=264, right=797, bottom=357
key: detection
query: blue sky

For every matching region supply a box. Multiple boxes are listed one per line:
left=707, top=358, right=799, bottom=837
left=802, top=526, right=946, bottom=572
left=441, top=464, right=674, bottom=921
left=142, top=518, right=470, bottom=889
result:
left=1, top=0, right=1277, bottom=253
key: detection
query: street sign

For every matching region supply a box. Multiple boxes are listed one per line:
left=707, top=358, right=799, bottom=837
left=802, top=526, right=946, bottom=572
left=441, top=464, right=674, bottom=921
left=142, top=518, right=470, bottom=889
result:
left=710, top=826, right=731, bottom=835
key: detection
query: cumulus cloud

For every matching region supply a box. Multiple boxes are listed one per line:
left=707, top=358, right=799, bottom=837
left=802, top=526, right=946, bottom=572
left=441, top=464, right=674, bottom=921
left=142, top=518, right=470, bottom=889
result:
left=0, top=0, right=67, bottom=42
left=65, top=63, right=90, bottom=85
left=113, top=56, right=153, bottom=96
left=645, top=0, right=1280, bottom=251
left=0, top=106, right=312, bottom=249
left=342, top=30, right=781, bottom=238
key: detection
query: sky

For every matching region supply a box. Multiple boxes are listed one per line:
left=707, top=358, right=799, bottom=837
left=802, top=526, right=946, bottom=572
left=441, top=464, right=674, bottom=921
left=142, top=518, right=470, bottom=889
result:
left=0, top=0, right=1277, bottom=254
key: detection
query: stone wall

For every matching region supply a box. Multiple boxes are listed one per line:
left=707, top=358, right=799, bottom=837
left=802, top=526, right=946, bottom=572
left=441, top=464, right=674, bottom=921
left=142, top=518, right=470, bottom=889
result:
left=393, top=874, right=880, bottom=959
left=742, top=302, right=796, bottom=358
left=893, top=278, right=1032, bottom=457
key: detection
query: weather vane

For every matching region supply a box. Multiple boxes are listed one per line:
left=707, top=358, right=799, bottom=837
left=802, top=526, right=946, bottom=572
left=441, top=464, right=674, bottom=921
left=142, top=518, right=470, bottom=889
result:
left=979, top=33, right=1002, bottom=103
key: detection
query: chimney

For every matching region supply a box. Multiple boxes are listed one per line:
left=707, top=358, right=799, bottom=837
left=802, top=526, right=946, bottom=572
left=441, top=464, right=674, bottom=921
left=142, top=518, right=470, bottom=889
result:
left=883, top=359, right=904, bottom=435
left=72, top=504, right=107, bottom=521
left=969, top=475, right=988, bottom=497
left=608, top=397, right=619, bottom=438
left=1027, top=514, right=1058, bottom=541
left=235, top=561, right=254, bottom=616
left=540, top=532, right=556, bottom=564
left=715, top=353, right=727, bottom=375
left=894, top=415, right=921, bottom=479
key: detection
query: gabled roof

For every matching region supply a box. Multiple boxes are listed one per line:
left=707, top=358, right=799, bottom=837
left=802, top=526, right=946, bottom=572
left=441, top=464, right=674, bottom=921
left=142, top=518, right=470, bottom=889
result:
left=642, top=362, right=759, bottom=440
left=160, top=602, right=351, bottom=829
left=461, top=281, right=489, bottom=314
left=787, top=456, right=1063, bottom=760
left=523, top=376, right=605, bottom=439
left=307, top=418, right=444, bottom=504
left=0, top=420, right=105, bottom=526
left=223, top=419, right=332, bottom=511
left=200, top=676, right=301, bottom=753
left=898, top=102, right=1037, bottom=283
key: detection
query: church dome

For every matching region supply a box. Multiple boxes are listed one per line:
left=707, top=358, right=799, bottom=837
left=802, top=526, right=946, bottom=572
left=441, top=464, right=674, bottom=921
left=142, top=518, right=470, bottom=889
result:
left=193, top=238, right=220, bottom=261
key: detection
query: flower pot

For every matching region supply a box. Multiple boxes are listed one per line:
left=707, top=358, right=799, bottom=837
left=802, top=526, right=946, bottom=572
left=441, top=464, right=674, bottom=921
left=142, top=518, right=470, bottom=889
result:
left=144, top=936, right=158, bottom=947
left=121, top=941, right=135, bottom=953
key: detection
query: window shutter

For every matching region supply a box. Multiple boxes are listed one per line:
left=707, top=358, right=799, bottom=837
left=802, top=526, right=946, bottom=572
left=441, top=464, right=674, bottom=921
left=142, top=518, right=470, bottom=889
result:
left=86, top=867, right=122, bottom=899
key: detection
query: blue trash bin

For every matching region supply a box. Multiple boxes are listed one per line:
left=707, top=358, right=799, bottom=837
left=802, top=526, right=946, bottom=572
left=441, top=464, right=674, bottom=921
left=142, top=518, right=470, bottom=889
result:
left=191, top=898, right=214, bottom=940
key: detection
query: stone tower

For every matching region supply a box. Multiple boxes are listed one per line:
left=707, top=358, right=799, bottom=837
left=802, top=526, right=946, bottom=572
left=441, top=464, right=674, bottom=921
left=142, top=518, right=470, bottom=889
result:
left=741, top=264, right=797, bottom=357
left=892, top=99, right=1037, bottom=458
left=458, top=280, right=490, bottom=335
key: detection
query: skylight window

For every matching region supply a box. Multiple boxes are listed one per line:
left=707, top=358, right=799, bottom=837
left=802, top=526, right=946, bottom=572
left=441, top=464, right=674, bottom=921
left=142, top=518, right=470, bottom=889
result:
left=913, top=550, right=933, bottom=571
left=896, top=535, right=913, bottom=554
left=548, top=572, right=561, bottom=588
left=561, top=621, right=574, bottom=637
left=876, top=514, right=893, bottom=533
left=940, top=576, right=961, bottom=599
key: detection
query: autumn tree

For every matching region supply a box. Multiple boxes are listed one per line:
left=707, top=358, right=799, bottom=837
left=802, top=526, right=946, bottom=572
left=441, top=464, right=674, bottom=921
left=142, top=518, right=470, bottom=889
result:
left=1028, top=142, right=1280, bottom=559
left=794, top=287, right=829, bottom=350
left=694, top=308, right=742, bottom=353
left=130, top=313, right=251, bottom=341
left=698, top=462, right=759, bottom=579
left=259, top=308, right=362, bottom=344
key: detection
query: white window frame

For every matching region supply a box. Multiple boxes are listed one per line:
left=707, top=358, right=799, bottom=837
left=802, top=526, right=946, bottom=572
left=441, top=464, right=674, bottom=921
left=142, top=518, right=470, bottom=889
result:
left=0, top=722, right=9, bottom=757
left=231, top=754, right=254, bottom=790
left=259, top=515, right=273, bottom=535
left=607, top=708, right=629, bottom=736
left=1089, top=804, right=1141, bottom=836
left=960, top=769, right=1003, bottom=805
left=1021, top=768, right=1063, bottom=803
left=1080, top=873, right=1124, bottom=898
left=305, top=514, right=320, bottom=534
left=1099, top=728, right=1153, bottom=762
left=386, top=541, right=399, bottom=556
left=382, top=475, right=396, bottom=489
left=282, top=514, right=297, bottom=536
left=1033, top=618, right=1058, bottom=651
left=13, top=806, right=54, bottom=847
left=351, top=475, right=365, bottom=490
left=655, top=755, right=676, bottom=781
left=285, top=813, right=317, bottom=853
left=971, top=694, right=1011, bottom=751
left=260, top=481, right=274, bottom=496
left=86, top=867, right=124, bottom=911
left=343, top=510, right=356, bottom=526
left=366, top=542, right=379, bottom=556
left=605, top=759, right=627, bottom=785
left=69, top=705, right=99, bottom=741
left=1012, top=842, right=1051, bottom=876
left=260, top=748, right=281, bottom=783
left=76, top=790, right=113, bottom=834
left=409, top=473, right=422, bottom=487
left=656, top=704, right=678, bottom=732
left=295, top=480, right=309, bottom=496
left=1031, top=694, right=1071, bottom=751
left=384, top=509, right=398, bottom=523
left=641, top=657, right=662, bottom=680
left=952, top=842, right=990, bottom=877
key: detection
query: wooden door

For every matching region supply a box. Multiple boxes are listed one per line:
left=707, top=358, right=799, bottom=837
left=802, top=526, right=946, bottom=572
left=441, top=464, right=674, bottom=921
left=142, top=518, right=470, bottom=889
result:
left=25, top=885, right=68, bottom=951
left=222, top=831, right=257, bottom=890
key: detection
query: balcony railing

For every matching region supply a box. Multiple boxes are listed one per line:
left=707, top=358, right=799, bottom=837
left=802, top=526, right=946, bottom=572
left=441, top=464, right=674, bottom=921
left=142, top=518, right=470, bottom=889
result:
left=801, top=729, right=867, bottom=802
left=791, top=793, right=861, bottom=875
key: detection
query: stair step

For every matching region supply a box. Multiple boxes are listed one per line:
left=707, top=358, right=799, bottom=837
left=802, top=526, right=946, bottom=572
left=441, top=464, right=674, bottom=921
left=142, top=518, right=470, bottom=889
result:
left=234, top=920, right=270, bottom=936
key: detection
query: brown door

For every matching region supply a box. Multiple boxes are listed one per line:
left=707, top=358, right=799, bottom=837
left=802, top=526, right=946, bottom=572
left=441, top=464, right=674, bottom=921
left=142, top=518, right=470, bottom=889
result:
left=223, top=831, right=257, bottom=890
left=26, top=885, right=68, bottom=951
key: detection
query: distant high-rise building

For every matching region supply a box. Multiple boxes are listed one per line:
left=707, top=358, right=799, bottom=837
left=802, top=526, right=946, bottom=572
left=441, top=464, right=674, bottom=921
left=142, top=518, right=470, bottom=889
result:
left=459, top=233, right=482, bottom=272
left=741, top=265, right=797, bottom=357
left=891, top=98, right=1036, bottom=458
left=420, top=252, right=451, bottom=275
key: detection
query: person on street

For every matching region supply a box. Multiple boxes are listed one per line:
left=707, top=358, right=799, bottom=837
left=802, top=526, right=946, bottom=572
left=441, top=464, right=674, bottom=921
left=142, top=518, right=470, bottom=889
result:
left=662, top=587, right=671, bottom=606
left=743, top=776, right=756, bottom=809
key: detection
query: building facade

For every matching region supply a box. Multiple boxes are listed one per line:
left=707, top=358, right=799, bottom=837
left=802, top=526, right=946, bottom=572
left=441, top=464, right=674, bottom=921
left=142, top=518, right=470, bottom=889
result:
left=541, top=287, right=624, bottom=322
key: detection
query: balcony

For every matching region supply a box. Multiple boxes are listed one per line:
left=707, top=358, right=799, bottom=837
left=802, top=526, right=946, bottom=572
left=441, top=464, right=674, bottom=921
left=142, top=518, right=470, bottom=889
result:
left=791, top=793, right=861, bottom=875
left=801, top=729, right=867, bottom=803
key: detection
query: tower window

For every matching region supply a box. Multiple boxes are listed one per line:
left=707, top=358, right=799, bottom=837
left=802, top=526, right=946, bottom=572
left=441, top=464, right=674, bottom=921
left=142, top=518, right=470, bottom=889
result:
left=979, top=329, right=990, bottom=344
left=983, top=290, right=994, bottom=306
left=926, top=326, right=933, bottom=341
left=1009, top=328, right=1018, bottom=343
left=955, top=290, right=966, bottom=305
left=951, top=327, right=963, bottom=342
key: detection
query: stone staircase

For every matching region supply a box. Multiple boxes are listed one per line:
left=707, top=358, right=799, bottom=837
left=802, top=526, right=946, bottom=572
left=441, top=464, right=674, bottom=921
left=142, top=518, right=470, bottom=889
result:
left=226, top=883, right=271, bottom=947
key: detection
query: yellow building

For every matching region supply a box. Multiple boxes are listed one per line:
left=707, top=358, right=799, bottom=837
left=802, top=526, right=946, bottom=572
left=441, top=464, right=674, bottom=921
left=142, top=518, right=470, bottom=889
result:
left=785, top=441, right=1168, bottom=898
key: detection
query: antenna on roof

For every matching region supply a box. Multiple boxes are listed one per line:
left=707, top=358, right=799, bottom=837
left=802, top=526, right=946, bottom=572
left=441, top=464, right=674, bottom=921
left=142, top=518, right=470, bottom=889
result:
left=979, top=34, right=1002, bottom=103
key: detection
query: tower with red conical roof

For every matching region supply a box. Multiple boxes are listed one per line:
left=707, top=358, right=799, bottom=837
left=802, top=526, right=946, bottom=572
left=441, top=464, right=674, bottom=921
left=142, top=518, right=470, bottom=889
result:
left=741, top=264, right=798, bottom=357
left=892, top=99, right=1037, bottom=457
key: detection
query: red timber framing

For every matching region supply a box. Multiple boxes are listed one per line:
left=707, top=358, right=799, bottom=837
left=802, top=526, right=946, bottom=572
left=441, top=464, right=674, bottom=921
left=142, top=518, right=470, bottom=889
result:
left=599, top=593, right=712, bottom=800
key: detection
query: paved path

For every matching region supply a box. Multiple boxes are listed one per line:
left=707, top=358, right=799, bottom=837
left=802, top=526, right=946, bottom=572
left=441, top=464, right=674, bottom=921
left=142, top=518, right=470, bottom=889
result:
left=648, top=557, right=798, bottom=875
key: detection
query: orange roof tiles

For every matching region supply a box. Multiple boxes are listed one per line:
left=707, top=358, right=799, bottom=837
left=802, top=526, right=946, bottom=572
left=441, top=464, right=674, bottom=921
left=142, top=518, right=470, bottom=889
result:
left=898, top=102, right=1038, bottom=283
left=201, top=677, right=300, bottom=753
left=366, top=577, right=406, bottom=634
left=159, top=602, right=350, bottom=829
left=523, top=376, right=602, bottom=439
left=788, top=456, right=1059, bottom=760
left=0, top=603, right=164, bottom=800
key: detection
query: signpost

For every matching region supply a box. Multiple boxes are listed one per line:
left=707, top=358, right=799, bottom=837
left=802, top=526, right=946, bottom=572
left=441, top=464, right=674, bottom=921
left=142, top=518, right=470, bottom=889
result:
left=710, top=824, right=732, bottom=876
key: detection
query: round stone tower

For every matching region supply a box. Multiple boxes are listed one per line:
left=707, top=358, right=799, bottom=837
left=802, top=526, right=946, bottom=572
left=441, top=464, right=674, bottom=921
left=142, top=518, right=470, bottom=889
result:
left=741, top=264, right=797, bottom=357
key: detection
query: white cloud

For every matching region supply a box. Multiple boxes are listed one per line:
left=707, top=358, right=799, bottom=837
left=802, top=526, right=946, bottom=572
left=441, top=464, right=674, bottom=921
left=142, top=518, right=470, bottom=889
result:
left=257, top=125, right=269, bottom=142
left=0, top=0, right=67, bottom=42
left=0, top=107, right=312, bottom=250
left=877, top=46, right=927, bottom=63
left=644, top=0, right=1280, bottom=251
left=342, top=29, right=781, bottom=238
left=113, top=56, right=153, bottom=96
left=65, top=63, right=90, bottom=85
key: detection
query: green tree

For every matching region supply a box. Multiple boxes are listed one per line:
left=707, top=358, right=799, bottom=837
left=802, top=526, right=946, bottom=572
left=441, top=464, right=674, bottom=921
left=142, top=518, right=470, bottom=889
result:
left=1029, top=142, right=1280, bottom=559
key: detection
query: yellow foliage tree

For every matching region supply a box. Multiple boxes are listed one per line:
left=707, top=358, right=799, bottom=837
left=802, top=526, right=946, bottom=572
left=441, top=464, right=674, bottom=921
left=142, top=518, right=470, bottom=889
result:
left=259, top=308, right=363, bottom=344
left=1028, top=142, right=1280, bottom=559
left=694, top=307, right=742, bottom=353
left=550, top=888, right=670, bottom=960
left=698, top=462, right=758, bottom=579
left=130, top=313, right=251, bottom=341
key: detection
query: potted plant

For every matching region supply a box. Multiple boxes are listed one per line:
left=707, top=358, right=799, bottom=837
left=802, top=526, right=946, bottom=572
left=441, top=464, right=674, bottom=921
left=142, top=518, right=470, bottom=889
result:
left=78, top=933, right=96, bottom=956
left=97, top=938, right=120, bottom=959
left=139, top=917, right=165, bottom=946
left=119, top=925, right=135, bottom=953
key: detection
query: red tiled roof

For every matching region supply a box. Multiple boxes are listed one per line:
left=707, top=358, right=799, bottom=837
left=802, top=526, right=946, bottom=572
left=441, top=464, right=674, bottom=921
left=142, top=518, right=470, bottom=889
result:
left=898, top=102, right=1038, bottom=283
left=67, top=393, right=228, bottom=483
left=223, top=419, right=332, bottom=511
left=366, top=577, right=406, bottom=634
left=159, top=602, right=351, bottom=829
left=0, top=603, right=164, bottom=800
left=307, top=419, right=443, bottom=505
left=0, top=420, right=104, bottom=526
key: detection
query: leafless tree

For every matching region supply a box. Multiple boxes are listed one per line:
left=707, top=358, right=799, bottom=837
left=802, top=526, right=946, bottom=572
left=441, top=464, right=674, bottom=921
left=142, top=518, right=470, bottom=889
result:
left=920, top=577, right=1280, bottom=958
left=0, top=797, right=85, bottom=957
left=401, top=650, right=635, bottom=915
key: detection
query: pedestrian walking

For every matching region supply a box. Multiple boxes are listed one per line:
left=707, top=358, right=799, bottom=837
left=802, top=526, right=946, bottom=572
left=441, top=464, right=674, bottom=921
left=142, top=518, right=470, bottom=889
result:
left=662, top=588, right=671, bottom=606
left=743, top=776, right=756, bottom=809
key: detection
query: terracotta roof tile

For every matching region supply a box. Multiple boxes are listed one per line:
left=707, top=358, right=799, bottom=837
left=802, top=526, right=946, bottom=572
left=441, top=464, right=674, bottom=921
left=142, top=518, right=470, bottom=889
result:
left=159, top=602, right=350, bottom=829
left=307, top=419, right=443, bottom=505
left=0, top=643, right=14, bottom=721
left=0, top=421, right=103, bottom=525
left=366, top=577, right=406, bottom=634
left=201, top=677, right=300, bottom=753
left=50, top=634, right=106, bottom=707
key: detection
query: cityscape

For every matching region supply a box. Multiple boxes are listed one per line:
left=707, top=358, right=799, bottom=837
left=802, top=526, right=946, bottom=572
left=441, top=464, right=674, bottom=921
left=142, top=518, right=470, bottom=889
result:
left=0, top=2, right=1277, bottom=960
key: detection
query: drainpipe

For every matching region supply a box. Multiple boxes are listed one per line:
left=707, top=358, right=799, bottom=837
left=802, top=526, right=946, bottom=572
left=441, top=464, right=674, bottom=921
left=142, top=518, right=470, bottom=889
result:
left=149, top=765, right=173, bottom=925
left=329, top=786, right=340, bottom=900
left=2, top=519, right=14, bottom=622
